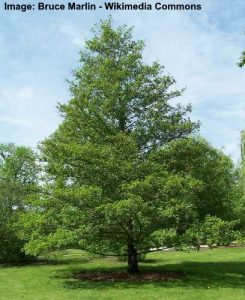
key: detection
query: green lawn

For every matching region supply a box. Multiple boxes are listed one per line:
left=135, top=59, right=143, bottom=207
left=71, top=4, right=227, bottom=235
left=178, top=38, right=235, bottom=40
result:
left=0, top=248, right=244, bottom=300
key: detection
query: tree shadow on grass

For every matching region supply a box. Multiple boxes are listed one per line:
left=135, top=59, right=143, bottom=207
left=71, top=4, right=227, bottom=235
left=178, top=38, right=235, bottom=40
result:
left=54, top=261, right=245, bottom=290
left=140, top=258, right=159, bottom=263
left=0, top=256, right=92, bottom=268
left=38, top=256, right=92, bottom=265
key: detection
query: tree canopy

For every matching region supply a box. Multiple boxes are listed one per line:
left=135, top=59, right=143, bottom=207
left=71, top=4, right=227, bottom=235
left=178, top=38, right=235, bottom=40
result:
left=0, top=143, right=38, bottom=262
left=155, top=137, right=236, bottom=221
left=238, top=51, right=245, bottom=67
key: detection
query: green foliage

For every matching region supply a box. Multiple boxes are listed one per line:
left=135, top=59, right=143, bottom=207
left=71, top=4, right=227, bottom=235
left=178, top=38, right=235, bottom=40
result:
left=183, top=216, right=238, bottom=250
left=0, top=223, right=27, bottom=263
left=238, top=51, right=245, bottom=67
left=0, top=143, right=38, bottom=263
left=200, top=216, right=238, bottom=248
left=182, top=223, right=202, bottom=250
left=150, top=229, right=179, bottom=248
left=19, top=19, right=236, bottom=273
left=237, top=131, right=245, bottom=231
left=153, top=137, right=237, bottom=221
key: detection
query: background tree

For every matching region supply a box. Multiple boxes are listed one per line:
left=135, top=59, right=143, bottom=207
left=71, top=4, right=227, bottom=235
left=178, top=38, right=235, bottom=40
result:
left=236, top=50, right=245, bottom=233
left=19, top=19, right=236, bottom=274
left=183, top=216, right=238, bottom=250
left=235, top=131, right=245, bottom=233
left=154, top=137, right=237, bottom=223
left=0, top=143, right=38, bottom=263
left=199, top=216, right=238, bottom=249
left=234, top=51, right=245, bottom=234
left=238, top=51, right=245, bottom=67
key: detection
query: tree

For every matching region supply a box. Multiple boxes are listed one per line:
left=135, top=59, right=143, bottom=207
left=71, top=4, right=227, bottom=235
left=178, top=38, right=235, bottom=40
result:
left=237, top=50, right=245, bottom=232
left=183, top=216, right=238, bottom=250
left=199, top=216, right=238, bottom=249
left=238, top=51, right=245, bottom=67
left=20, top=19, right=203, bottom=274
left=0, top=143, right=38, bottom=263
left=154, top=137, right=237, bottom=222
left=235, top=131, right=245, bottom=232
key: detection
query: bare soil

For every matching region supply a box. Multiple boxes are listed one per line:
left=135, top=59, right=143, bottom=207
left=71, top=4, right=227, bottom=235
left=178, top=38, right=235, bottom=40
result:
left=73, top=271, right=184, bottom=282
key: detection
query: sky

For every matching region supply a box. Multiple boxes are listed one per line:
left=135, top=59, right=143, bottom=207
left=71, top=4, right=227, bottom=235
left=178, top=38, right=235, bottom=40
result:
left=0, top=0, right=245, bottom=162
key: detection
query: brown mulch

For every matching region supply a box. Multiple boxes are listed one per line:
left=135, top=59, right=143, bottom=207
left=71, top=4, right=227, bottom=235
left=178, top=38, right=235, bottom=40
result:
left=73, top=271, right=184, bottom=282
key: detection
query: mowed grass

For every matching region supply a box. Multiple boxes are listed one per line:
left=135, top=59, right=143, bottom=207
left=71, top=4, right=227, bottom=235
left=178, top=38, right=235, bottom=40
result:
left=0, top=248, right=245, bottom=300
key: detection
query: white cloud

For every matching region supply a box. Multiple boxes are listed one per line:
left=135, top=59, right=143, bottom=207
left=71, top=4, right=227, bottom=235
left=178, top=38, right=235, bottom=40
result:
left=0, top=82, right=61, bottom=146
left=0, top=116, right=32, bottom=127
left=18, top=86, right=34, bottom=99
left=56, top=23, right=87, bottom=47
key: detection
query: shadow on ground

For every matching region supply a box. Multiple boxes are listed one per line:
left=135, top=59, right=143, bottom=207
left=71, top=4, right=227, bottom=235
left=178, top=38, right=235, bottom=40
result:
left=0, top=256, right=92, bottom=268
left=54, top=261, right=245, bottom=290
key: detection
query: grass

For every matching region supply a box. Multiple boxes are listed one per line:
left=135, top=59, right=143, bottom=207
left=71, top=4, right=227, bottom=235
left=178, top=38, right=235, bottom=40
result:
left=0, top=248, right=245, bottom=299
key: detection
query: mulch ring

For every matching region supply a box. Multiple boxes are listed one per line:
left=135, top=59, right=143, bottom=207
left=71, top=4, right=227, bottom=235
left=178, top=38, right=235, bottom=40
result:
left=73, top=271, right=184, bottom=282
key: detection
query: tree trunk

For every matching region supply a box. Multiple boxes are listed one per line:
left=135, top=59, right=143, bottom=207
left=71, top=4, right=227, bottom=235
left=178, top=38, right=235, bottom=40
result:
left=127, top=242, right=139, bottom=274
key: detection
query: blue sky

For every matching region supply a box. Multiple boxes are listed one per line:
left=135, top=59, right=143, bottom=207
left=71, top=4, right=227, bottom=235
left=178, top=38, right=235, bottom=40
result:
left=0, top=0, right=245, bottom=161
